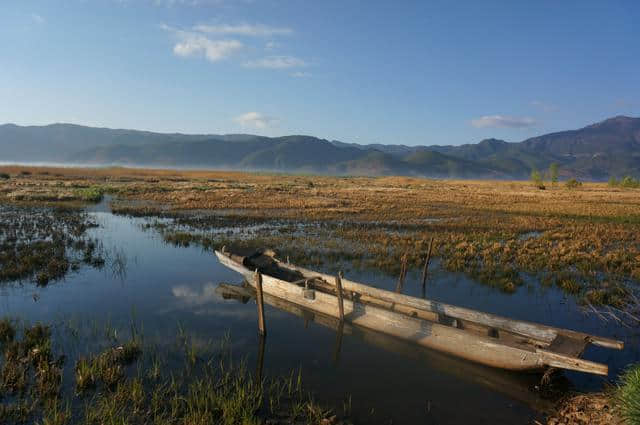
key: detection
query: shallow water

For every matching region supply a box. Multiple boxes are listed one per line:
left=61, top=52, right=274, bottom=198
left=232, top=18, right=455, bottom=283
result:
left=2, top=203, right=639, bottom=424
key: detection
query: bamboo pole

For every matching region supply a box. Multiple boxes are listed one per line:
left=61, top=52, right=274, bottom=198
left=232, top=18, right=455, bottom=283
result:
left=421, top=237, right=435, bottom=290
left=335, top=271, right=345, bottom=321
left=255, top=270, right=266, bottom=336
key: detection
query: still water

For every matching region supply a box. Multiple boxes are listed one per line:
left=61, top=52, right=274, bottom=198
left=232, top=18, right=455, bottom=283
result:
left=1, top=204, right=638, bottom=424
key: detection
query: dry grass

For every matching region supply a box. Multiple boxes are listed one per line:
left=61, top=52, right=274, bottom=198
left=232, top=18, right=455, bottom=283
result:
left=2, top=165, right=639, bottom=310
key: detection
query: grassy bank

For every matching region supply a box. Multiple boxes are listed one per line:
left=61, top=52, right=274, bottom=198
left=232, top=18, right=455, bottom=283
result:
left=545, top=363, right=640, bottom=425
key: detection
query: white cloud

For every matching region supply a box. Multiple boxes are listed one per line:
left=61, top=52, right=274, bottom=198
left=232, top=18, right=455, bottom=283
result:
left=162, top=25, right=243, bottom=62
left=470, top=115, right=536, bottom=129
left=31, top=14, right=44, bottom=24
left=194, top=23, right=293, bottom=37
left=244, top=55, right=306, bottom=69
left=162, top=23, right=309, bottom=71
left=234, top=112, right=278, bottom=129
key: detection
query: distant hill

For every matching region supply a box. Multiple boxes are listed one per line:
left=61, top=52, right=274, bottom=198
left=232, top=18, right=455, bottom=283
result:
left=1, top=116, right=639, bottom=180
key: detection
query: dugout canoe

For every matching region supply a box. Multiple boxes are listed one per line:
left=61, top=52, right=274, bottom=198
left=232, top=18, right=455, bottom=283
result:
left=216, top=281, right=558, bottom=412
left=215, top=248, right=623, bottom=376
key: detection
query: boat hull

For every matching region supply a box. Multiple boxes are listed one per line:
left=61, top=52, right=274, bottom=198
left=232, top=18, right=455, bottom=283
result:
left=216, top=251, right=545, bottom=372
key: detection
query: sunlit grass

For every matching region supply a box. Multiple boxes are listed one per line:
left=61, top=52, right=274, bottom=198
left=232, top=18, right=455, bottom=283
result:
left=616, top=364, right=640, bottom=424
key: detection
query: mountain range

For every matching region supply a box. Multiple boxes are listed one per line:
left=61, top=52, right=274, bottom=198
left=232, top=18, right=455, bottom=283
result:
left=1, top=116, right=639, bottom=180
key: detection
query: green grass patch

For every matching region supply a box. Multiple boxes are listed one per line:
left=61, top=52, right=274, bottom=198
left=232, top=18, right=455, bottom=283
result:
left=73, top=186, right=105, bottom=202
left=615, top=364, right=640, bottom=424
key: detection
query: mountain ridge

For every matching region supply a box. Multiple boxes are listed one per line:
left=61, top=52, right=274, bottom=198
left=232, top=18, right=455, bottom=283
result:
left=1, top=116, right=639, bottom=180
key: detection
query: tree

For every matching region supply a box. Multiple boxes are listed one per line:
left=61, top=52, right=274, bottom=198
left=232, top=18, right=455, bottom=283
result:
left=566, top=178, right=582, bottom=189
left=549, top=163, right=559, bottom=185
left=531, top=169, right=545, bottom=189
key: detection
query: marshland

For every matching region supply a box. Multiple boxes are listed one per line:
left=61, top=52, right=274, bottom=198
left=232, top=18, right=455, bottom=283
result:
left=1, top=165, right=640, bottom=424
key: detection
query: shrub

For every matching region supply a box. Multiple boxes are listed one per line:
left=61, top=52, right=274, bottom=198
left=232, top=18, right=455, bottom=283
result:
left=531, top=169, right=545, bottom=190
left=620, top=176, right=640, bottom=188
left=616, top=364, right=640, bottom=424
left=0, top=172, right=9, bottom=179
left=74, top=186, right=104, bottom=202
left=549, top=163, right=559, bottom=185
left=610, top=175, right=640, bottom=188
left=565, top=178, right=582, bottom=189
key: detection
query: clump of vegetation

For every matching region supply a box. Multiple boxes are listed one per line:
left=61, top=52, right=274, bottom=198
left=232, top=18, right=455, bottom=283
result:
left=531, top=169, right=545, bottom=190
left=0, top=318, right=15, bottom=345
left=549, top=163, right=559, bottom=186
left=565, top=178, right=582, bottom=189
left=609, top=175, right=640, bottom=189
left=73, top=186, right=104, bottom=202
left=0, top=173, right=9, bottom=180
left=0, top=322, right=61, bottom=403
left=620, top=176, right=640, bottom=189
left=0, top=206, right=103, bottom=287
left=615, top=364, right=640, bottom=424
left=75, top=340, right=142, bottom=392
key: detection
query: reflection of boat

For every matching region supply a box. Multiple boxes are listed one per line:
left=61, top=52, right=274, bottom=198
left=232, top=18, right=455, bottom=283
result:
left=215, top=249, right=623, bottom=376
left=216, top=282, right=557, bottom=412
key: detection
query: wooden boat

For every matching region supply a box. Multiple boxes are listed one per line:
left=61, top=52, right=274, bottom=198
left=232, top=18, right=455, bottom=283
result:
left=215, top=248, right=624, bottom=376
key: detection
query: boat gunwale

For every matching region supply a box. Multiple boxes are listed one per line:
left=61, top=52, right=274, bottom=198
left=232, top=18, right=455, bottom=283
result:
left=271, top=256, right=623, bottom=351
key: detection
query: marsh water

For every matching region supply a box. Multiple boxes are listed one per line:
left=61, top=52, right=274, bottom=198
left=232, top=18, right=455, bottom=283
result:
left=2, top=201, right=639, bottom=424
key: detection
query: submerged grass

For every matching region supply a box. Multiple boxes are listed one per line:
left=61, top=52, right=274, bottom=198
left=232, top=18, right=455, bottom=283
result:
left=0, top=206, right=104, bottom=287
left=0, top=318, right=349, bottom=425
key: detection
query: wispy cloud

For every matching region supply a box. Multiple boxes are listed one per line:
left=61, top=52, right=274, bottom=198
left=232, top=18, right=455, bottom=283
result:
left=265, top=41, right=280, bottom=50
left=31, top=14, right=45, bottom=24
left=244, top=55, right=306, bottom=69
left=234, top=112, right=279, bottom=129
left=471, top=115, right=536, bottom=128
left=162, top=25, right=243, bottom=62
left=162, top=22, right=309, bottom=72
left=530, top=100, right=558, bottom=112
left=291, top=71, right=311, bottom=78
left=194, top=23, right=293, bottom=37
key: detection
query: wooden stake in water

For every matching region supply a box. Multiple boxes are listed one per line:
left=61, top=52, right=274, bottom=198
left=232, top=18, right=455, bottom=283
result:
left=421, top=237, right=435, bottom=290
left=335, top=271, right=345, bottom=322
left=395, top=253, right=408, bottom=293
left=255, top=270, right=266, bottom=336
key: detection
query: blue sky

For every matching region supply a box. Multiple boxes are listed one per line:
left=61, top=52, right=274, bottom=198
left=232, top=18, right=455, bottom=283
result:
left=1, top=0, right=638, bottom=146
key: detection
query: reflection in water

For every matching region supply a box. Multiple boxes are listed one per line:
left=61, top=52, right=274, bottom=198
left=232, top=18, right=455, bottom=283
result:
left=257, top=334, right=266, bottom=382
